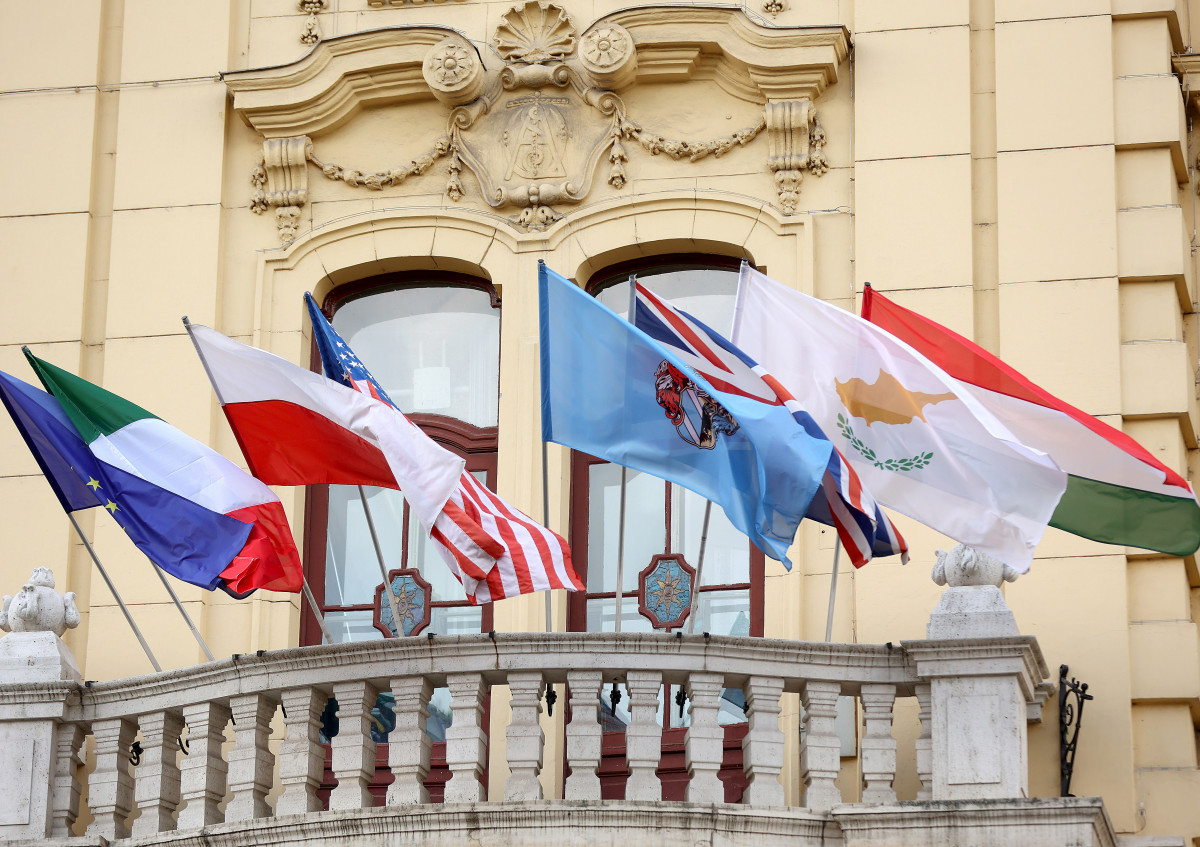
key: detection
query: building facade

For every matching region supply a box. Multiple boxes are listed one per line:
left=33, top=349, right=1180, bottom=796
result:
left=1, top=0, right=1199, bottom=843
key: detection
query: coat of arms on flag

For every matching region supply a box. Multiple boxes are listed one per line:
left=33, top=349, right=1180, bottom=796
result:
left=654, top=360, right=739, bottom=450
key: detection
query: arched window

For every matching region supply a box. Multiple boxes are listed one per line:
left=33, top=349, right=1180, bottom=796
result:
left=567, top=255, right=765, bottom=801
left=302, top=274, right=501, bottom=647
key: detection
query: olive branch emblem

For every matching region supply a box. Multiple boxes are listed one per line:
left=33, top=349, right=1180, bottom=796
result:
left=836, top=413, right=933, bottom=472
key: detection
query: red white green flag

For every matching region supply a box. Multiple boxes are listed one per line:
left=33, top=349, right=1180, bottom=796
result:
left=862, top=286, right=1200, bottom=558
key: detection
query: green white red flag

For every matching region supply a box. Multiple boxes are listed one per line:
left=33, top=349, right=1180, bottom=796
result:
left=862, top=285, right=1200, bottom=558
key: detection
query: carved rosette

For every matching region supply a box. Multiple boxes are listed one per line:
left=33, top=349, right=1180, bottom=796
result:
left=578, top=23, right=637, bottom=90
left=764, top=99, right=826, bottom=214
left=423, top=36, right=486, bottom=106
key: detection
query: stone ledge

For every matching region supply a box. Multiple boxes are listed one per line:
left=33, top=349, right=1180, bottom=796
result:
left=2, top=798, right=1123, bottom=847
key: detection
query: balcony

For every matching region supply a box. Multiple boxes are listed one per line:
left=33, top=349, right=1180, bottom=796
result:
left=0, top=554, right=1117, bottom=847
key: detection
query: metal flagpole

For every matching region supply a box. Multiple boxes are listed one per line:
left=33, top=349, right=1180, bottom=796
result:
left=542, top=440, right=553, bottom=633
left=301, top=576, right=334, bottom=644
left=824, top=543, right=842, bottom=642
left=612, top=275, right=639, bottom=634
left=67, top=512, right=162, bottom=673
left=150, top=563, right=215, bottom=662
left=685, top=500, right=713, bottom=635
left=357, top=485, right=407, bottom=637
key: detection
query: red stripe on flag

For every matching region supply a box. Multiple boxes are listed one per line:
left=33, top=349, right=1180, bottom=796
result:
left=219, top=500, right=303, bottom=593
left=638, top=286, right=735, bottom=375
left=441, top=496, right=505, bottom=560
left=430, top=525, right=491, bottom=585
left=223, top=399, right=399, bottom=489
left=864, top=287, right=1190, bottom=491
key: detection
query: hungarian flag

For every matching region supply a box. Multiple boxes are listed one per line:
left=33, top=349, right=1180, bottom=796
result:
left=731, top=266, right=1068, bottom=572
left=863, top=286, right=1200, bottom=557
left=18, top=353, right=302, bottom=596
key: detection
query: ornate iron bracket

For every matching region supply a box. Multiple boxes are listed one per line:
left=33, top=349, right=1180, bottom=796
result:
left=1059, top=663, right=1092, bottom=796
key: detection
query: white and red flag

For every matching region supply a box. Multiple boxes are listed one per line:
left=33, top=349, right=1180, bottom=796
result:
left=732, top=266, right=1068, bottom=572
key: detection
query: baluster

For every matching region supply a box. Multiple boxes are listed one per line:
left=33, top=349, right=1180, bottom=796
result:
left=624, top=670, right=663, bottom=801
left=86, top=717, right=136, bottom=839
left=684, top=672, right=724, bottom=802
left=860, top=684, right=898, bottom=803
left=799, top=680, right=841, bottom=811
left=277, top=687, right=326, bottom=816
left=387, top=677, right=433, bottom=805
left=49, top=722, right=86, bottom=837
left=225, top=694, right=276, bottom=822
left=132, top=709, right=185, bottom=836
left=742, top=675, right=786, bottom=806
left=177, top=701, right=230, bottom=829
left=444, top=672, right=487, bottom=802
left=563, top=671, right=603, bottom=800
left=504, top=671, right=545, bottom=800
left=329, top=681, right=378, bottom=810
left=915, top=683, right=932, bottom=801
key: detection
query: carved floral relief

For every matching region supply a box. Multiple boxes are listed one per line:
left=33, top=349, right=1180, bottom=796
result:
left=247, top=1, right=834, bottom=240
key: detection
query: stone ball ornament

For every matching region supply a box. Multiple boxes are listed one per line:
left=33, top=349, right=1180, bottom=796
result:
left=578, top=23, right=637, bottom=90
left=0, top=567, right=81, bottom=637
left=932, top=544, right=1020, bottom=588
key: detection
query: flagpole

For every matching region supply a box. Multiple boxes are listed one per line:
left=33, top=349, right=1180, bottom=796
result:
left=356, top=485, right=407, bottom=637
left=67, top=512, right=162, bottom=673
left=541, top=439, right=553, bottom=633
left=301, top=576, right=334, bottom=644
left=684, top=500, right=712, bottom=635
left=824, top=543, right=841, bottom=642
left=150, top=563, right=215, bottom=662
left=612, top=275, right=639, bottom=635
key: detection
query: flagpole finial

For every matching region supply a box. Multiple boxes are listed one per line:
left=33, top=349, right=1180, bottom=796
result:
left=538, top=258, right=545, bottom=265
left=863, top=282, right=872, bottom=289
left=181, top=316, right=191, bottom=328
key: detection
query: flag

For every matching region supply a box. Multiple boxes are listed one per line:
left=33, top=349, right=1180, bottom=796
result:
left=632, top=281, right=907, bottom=568
left=731, top=266, right=1068, bottom=572
left=862, top=285, right=1200, bottom=557
left=11, top=358, right=302, bottom=596
left=539, top=263, right=833, bottom=567
left=303, top=293, right=583, bottom=602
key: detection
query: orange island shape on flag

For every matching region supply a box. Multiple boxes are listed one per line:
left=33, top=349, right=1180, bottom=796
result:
left=835, top=371, right=957, bottom=427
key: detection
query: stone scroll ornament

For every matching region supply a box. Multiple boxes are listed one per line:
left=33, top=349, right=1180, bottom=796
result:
left=251, top=1, right=829, bottom=239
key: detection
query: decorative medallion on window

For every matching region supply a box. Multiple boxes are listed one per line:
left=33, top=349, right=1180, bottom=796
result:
left=373, top=568, right=433, bottom=637
left=638, top=553, right=695, bottom=631
left=227, top=4, right=848, bottom=240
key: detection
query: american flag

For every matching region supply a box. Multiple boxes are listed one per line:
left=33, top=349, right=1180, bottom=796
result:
left=632, top=282, right=907, bottom=568
left=304, top=293, right=583, bottom=603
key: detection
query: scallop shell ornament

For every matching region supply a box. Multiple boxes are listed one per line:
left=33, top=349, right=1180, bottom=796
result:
left=494, top=1, right=576, bottom=64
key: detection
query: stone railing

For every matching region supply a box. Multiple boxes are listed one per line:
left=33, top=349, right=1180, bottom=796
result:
left=0, top=552, right=1124, bottom=847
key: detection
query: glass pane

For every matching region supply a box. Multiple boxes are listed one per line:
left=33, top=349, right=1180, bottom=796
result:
left=426, top=687, right=454, bottom=743
left=587, top=465, right=665, bottom=594
left=596, top=267, right=739, bottom=336
left=325, top=485, right=406, bottom=606
left=689, top=588, right=751, bottom=638
left=324, top=610, right=385, bottom=644
left=586, top=595, right=653, bottom=634
left=671, top=487, right=750, bottom=588
left=333, top=286, right=500, bottom=427
left=430, top=605, right=482, bottom=635
left=408, top=507, right=470, bottom=603
left=672, top=687, right=748, bottom=728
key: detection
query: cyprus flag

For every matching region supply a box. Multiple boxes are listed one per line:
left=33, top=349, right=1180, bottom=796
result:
left=731, top=266, right=1067, bottom=572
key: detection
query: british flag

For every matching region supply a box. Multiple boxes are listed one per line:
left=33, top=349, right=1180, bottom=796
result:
left=305, top=293, right=583, bottom=603
left=633, top=282, right=907, bottom=568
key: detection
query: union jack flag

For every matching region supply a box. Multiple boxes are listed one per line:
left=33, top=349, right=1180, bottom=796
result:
left=633, top=282, right=907, bottom=568
left=305, top=293, right=583, bottom=603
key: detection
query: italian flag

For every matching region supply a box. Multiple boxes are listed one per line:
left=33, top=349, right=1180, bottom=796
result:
left=25, top=351, right=303, bottom=595
left=862, top=287, right=1200, bottom=557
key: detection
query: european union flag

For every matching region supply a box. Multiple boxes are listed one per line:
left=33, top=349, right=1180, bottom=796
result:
left=538, top=264, right=831, bottom=567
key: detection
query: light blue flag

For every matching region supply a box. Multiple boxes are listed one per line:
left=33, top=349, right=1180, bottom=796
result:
left=538, top=263, right=831, bottom=567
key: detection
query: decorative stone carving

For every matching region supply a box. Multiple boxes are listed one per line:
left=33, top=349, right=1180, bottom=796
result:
left=250, top=137, right=312, bottom=243
left=424, top=36, right=487, bottom=106
left=928, top=544, right=1020, bottom=639
left=495, top=1, right=576, bottom=64
left=578, top=24, right=637, bottom=90
left=0, top=567, right=80, bottom=637
left=299, top=0, right=325, bottom=46
left=765, top=99, right=827, bottom=214
left=763, top=0, right=787, bottom=17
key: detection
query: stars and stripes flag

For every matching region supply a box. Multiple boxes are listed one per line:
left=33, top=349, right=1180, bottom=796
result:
left=632, top=281, right=908, bottom=567
left=303, top=294, right=583, bottom=603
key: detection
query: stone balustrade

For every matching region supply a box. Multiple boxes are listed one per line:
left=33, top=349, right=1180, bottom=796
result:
left=0, top=628, right=1062, bottom=845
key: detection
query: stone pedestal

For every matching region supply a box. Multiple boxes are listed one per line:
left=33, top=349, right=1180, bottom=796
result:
left=0, top=631, right=83, bottom=840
